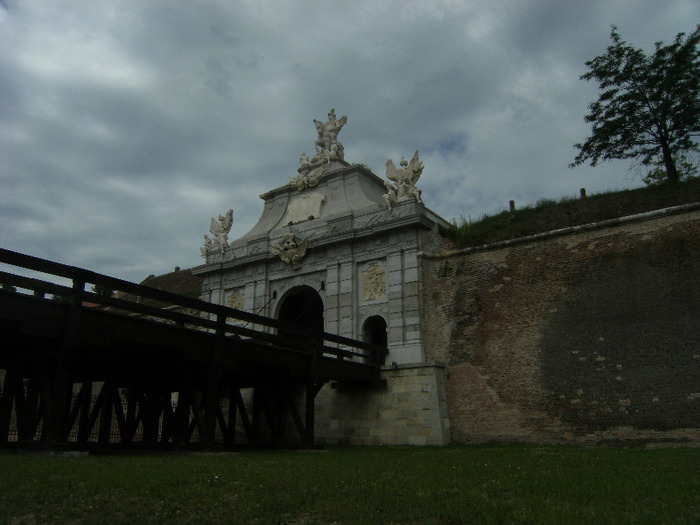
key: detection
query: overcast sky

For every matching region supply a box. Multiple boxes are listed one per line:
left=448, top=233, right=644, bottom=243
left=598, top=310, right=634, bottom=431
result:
left=1, top=0, right=698, bottom=284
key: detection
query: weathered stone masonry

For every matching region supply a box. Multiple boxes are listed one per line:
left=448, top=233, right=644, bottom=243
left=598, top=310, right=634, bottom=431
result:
left=195, top=111, right=698, bottom=446
left=420, top=205, right=700, bottom=444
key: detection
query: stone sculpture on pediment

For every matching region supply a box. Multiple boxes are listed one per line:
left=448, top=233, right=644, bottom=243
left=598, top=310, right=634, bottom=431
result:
left=313, top=108, right=347, bottom=163
left=291, top=108, right=347, bottom=191
left=290, top=162, right=327, bottom=191
left=271, top=230, right=309, bottom=270
left=384, top=150, right=424, bottom=209
left=201, top=209, right=233, bottom=257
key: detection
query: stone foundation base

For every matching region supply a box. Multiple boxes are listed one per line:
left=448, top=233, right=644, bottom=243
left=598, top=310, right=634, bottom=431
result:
left=314, top=362, right=450, bottom=446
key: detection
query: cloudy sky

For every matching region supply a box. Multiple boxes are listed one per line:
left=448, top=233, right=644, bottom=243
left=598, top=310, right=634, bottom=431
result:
left=1, top=0, right=698, bottom=284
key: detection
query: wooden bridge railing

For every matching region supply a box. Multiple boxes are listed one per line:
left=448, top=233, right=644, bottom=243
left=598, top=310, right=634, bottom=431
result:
left=0, top=247, right=388, bottom=448
left=0, top=247, right=387, bottom=369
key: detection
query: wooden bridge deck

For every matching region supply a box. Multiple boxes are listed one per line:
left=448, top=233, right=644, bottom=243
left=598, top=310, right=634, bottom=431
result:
left=0, top=248, right=386, bottom=449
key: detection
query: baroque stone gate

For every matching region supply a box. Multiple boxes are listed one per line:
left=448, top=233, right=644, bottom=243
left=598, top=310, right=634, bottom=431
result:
left=195, top=110, right=451, bottom=445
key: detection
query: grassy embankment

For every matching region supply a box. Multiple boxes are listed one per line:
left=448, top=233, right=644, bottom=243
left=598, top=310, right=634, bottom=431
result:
left=443, top=177, right=700, bottom=249
left=1, top=444, right=699, bottom=524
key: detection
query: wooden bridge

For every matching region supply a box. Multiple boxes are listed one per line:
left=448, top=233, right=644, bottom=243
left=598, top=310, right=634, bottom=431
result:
left=0, top=248, right=386, bottom=450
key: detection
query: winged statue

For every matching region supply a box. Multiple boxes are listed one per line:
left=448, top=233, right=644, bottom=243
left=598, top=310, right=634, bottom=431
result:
left=384, top=150, right=424, bottom=209
left=201, top=209, right=233, bottom=257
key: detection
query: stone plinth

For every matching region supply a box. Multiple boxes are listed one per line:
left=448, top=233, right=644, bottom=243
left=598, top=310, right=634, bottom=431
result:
left=315, top=363, right=450, bottom=446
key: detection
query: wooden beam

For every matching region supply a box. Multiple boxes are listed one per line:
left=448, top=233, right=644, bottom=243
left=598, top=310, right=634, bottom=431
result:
left=234, top=388, right=254, bottom=446
left=112, top=386, right=129, bottom=444
left=81, top=384, right=107, bottom=444
left=287, top=387, right=307, bottom=445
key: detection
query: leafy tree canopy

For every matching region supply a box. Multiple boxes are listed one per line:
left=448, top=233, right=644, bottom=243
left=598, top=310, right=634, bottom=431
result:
left=642, top=153, right=698, bottom=186
left=571, top=25, right=700, bottom=184
left=92, top=283, right=115, bottom=297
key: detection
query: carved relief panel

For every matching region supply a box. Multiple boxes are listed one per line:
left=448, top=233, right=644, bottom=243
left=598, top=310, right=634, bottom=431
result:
left=361, top=263, right=387, bottom=303
left=226, top=290, right=245, bottom=311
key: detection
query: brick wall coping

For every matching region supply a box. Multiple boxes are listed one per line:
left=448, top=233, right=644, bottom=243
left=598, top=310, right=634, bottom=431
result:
left=420, top=201, right=700, bottom=260
left=381, top=361, right=445, bottom=371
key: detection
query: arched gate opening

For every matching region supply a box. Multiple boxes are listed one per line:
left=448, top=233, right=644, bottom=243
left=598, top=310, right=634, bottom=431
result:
left=277, top=285, right=324, bottom=334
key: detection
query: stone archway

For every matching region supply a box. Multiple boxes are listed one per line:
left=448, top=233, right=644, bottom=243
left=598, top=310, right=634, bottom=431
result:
left=277, top=285, right=324, bottom=334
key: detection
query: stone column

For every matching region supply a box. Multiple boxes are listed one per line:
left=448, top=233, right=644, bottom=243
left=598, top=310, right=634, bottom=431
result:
left=324, top=263, right=340, bottom=335
left=338, top=258, right=354, bottom=338
left=387, top=248, right=425, bottom=364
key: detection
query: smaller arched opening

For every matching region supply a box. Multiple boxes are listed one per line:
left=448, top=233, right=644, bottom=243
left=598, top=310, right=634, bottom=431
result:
left=362, top=315, right=388, bottom=349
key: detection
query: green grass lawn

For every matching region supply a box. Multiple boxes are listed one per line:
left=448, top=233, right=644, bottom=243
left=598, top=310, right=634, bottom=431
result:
left=1, top=444, right=698, bottom=524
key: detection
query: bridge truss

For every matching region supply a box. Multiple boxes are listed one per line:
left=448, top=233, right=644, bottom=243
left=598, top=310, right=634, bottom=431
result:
left=0, top=248, right=386, bottom=450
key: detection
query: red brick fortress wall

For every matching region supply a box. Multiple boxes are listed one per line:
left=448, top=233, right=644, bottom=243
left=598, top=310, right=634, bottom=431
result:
left=420, top=206, right=700, bottom=445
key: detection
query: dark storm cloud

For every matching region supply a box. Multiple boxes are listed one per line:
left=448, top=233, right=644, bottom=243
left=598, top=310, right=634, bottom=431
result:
left=1, top=0, right=698, bottom=282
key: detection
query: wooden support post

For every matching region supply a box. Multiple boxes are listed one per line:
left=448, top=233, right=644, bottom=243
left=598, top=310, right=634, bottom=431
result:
left=213, top=385, right=238, bottom=447
left=39, top=367, right=53, bottom=445
left=305, top=380, right=325, bottom=447
left=234, top=388, right=254, bottom=446
left=112, top=386, right=129, bottom=444
left=275, top=385, right=286, bottom=445
left=224, top=387, right=237, bottom=446
left=160, top=395, right=175, bottom=445
left=203, top=388, right=218, bottom=448
left=259, top=384, right=284, bottom=446
left=0, top=368, right=16, bottom=444
left=48, top=276, right=84, bottom=447
left=81, top=384, right=107, bottom=444
left=203, top=312, right=226, bottom=448
left=65, top=382, right=86, bottom=442
left=305, top=383, right=314, bottom=447
left=13, top=373, right=29, bottom=442
left=21, top=371, right=41, bottom=442
left=252, top=385, right=263, bottom=446
left=287, top=386, right=307, bottom=445
left=141, top=391, right=162, bottom=447
left=98, top=382, right=114, bottom=445
left=76, top=382, right=93, bottom=443
left=173, top=387, right=190, bottom=446
left=186, top=379, right=206, bottom=445
left=123, top=390, right=139, bottom=444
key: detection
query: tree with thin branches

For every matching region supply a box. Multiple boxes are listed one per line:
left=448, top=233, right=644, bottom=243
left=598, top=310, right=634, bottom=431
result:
left=571, top=25, right=700, bottom=184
